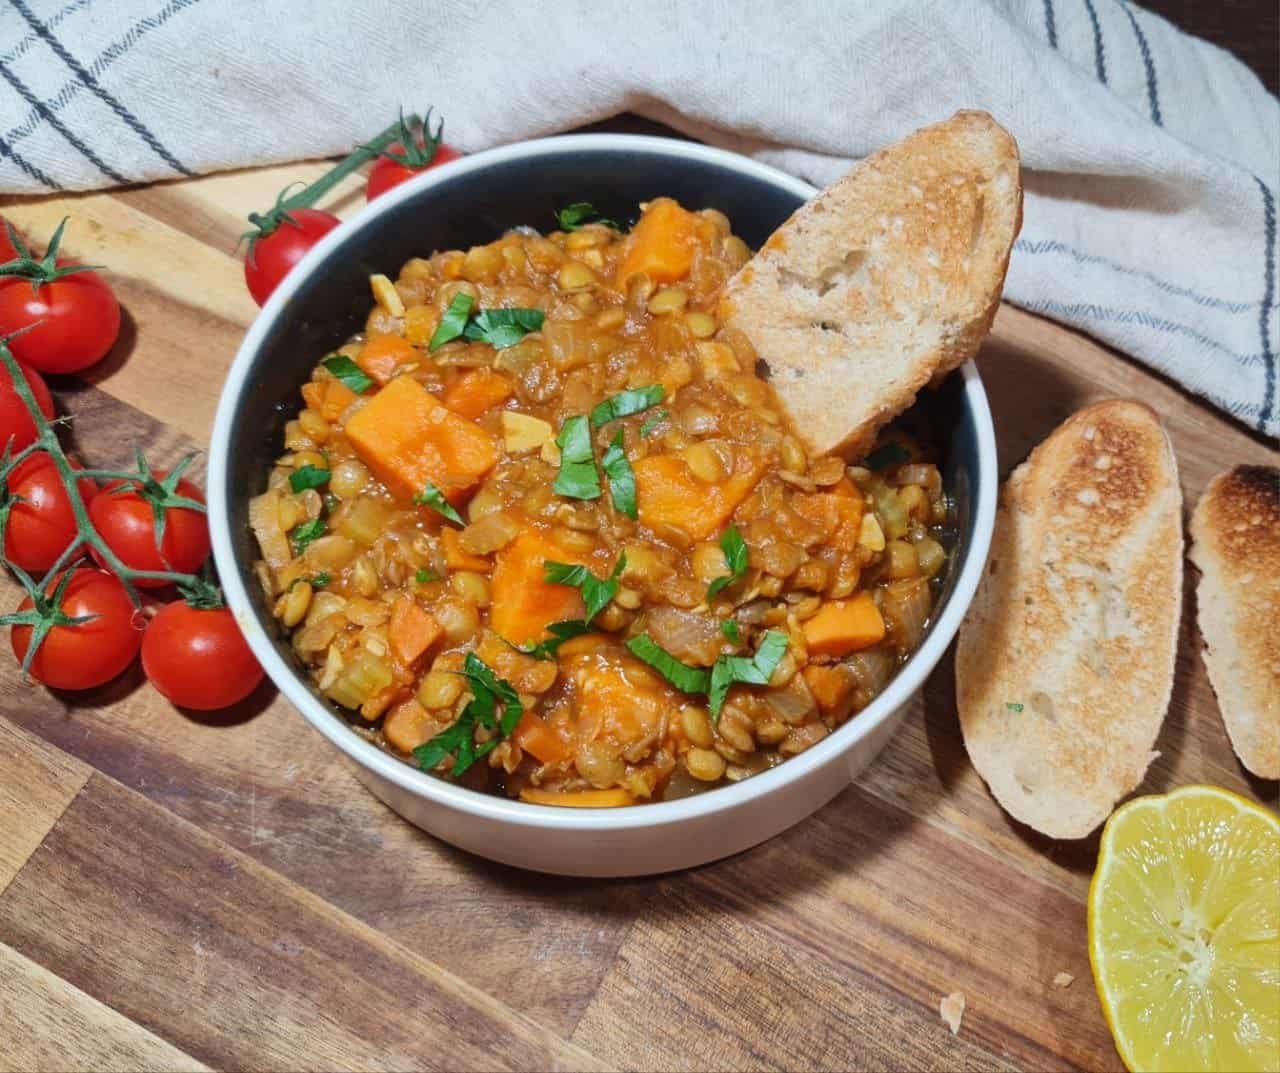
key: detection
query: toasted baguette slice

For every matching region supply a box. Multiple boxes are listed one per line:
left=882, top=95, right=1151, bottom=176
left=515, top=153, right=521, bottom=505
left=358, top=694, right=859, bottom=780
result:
left=720, top=111, right=1021, bottom=460
left=1190, top=466, right=1280, bottom=779
left=956, top=401, right=1183, bottom=839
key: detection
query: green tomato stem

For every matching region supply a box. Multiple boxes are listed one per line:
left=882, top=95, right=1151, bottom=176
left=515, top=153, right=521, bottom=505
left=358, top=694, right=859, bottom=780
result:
left=246, top=118, right=412, bottom=240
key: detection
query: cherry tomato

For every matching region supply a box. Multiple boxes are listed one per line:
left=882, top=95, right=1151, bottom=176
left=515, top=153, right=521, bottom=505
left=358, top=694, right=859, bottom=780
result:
left=0, top=265, right=120, bottom=375
left=10, top=569, right=141, bottom=689
left=3, top=454, right=96, bottom=572
left=0, top=359, right=54, bottom=454
left=142, top=601, right=265, bottom=710
left=367, top=141, right=462, bottom=201
left=89, top=473, right=210, bottom=586
left=243, top=209, right=339, bottom=306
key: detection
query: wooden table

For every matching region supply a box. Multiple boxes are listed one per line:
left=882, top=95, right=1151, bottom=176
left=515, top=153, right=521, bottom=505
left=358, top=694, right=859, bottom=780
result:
left=1, top=138, right=1276, bottom=1073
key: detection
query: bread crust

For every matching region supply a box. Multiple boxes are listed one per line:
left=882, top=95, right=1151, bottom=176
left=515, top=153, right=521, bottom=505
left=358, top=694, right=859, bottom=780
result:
left=720, top=110, right=1022, bottom=460
left=1190, top=465, right=1280, bottom=778
left=956, top=401, right=1183, bottom=838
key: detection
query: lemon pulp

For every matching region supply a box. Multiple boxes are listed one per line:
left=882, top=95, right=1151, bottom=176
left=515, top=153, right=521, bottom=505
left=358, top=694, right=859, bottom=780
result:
left=1088, top=785, right=1280, bottom=1072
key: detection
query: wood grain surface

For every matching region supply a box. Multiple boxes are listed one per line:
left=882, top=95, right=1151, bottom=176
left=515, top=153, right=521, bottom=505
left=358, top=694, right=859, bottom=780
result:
left=0, top=123, right=1276, bottom=1072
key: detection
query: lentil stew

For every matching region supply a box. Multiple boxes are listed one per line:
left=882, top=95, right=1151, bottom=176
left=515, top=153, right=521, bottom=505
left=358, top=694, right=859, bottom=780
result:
left=249, top=198, right=953, bottom=807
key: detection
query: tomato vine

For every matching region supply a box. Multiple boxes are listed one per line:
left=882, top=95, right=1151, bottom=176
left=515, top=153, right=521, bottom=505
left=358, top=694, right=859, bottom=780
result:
left=0, top=335, right=215, bottom=675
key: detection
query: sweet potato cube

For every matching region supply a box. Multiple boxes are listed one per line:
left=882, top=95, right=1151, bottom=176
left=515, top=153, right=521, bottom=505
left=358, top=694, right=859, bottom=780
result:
left=634, top=449, right=768, bottom=542
left=357, top=334, right=417, bottom=385
left=489, top=529, right=589, bottom=645
left=802, top=592, right=886, bottom=657
left=442, top=368, right=513, bottom=419
left=615, top=199, right=709, bottom=286
left=345, top=375, right=498, bottom=504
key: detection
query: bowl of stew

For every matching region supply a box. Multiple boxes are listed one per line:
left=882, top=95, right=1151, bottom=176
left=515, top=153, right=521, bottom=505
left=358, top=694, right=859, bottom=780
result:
left=208, top=134, right=997, bottom=876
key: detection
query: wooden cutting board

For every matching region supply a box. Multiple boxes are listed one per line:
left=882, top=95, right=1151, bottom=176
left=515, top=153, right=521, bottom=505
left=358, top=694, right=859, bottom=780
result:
left=0, top=130, right=1275, bottom=1072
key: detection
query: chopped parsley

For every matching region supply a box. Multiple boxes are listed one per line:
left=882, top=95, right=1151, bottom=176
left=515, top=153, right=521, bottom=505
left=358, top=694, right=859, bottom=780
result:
left=516, top=619, right=594, bottom=661
left=707, top=629, right=789, bottom=720
left=625, top=629, right=790, bottom=720
left=430, top=293, right=544, bottom=351
left=415, top=568, right=441, bottom=584
left=625, top=634, right=711, bottom=695
left=706, top=525, right=748, bottom=600
left=865, top=441, right=911, bottom=471
left=1005, top=702, right=1025, bottom=713
left=414, top=482, right=464, bottom=525
left=639, top=409, right=670, bottom=438
left=720, top=619, right=741, bottom=643
left=544, top=554, right=626, bottom=623
left=321, top=354, right=373, bottom=395
left=428, top=292, right=475, bottom=351
left=555, top=201, right=620, bottom=232
left=312, top=571, right=331, bottom=589
left=289, top=464, right=330, bottom=493
left=552, top=415, right=601, bottom=500
left=290, top=518, right=326, bottom=554
left=413, top=653, right=522, bottom=777
left=589, top=385, right=666, bottom=429
left=601, top=431, right=637, bottom=519
left=462, top=307, right=545, bottom=349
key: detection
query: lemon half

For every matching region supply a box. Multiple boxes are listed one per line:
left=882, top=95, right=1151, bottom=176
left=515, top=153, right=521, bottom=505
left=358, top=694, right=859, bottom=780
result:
left=1088, top=785, right=1280, bottom=1072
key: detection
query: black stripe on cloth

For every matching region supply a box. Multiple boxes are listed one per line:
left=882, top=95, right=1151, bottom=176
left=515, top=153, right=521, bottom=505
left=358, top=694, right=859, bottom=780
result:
left=1117, top=1, right=1162, bottom=125
left=0, top=128, right=61, bottom=189
left=1256, top=176, right=1276, bottom=432
left=10, top=0, right=194, bottom=176
left=1042, top=0, right=1058, bottom=48
left=0, top=56, right=126, bottom=183
left=1082, top=0, right=1108, bottom=83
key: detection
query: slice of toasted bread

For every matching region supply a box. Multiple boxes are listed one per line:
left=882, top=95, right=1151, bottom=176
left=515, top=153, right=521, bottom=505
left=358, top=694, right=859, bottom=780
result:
left=1190, top=466, right=1280, bottom=779
left=720, top=111, right=1021, bottom=460
left=956, top=401, right=1183, bottom=839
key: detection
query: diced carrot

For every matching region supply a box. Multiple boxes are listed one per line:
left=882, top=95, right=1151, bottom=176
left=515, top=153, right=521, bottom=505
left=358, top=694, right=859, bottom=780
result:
left=803, top=664, right=857, bottom=714
left=489, top=528, right=589, bottom=644
left=633, top=449, right=768, bottom=542
left=388, top=595, right=442, bottom=666
left=345, top=375, right=499, bottom=504
left=802, top=592, right=886, bottom=657
left=382, top=698, right=436, bottom=753
left=442, top=368, right=514, bottom=420
left=322, top=380, right=358, bottom=422
left=301, top=382, right=325, bottom=410
left=615, top=199, right=710, bottom=286
left=441, top=528, right=492, bottom=572
left=513, top=711, right=574, bottom=766
left=519, top=787, right=635, bottom=808
left=356, top=334, right=418, bottom=385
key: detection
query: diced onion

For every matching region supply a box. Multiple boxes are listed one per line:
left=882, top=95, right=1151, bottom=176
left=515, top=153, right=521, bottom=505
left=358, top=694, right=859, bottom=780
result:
left=250, top=491, right=291, bottom=570
left=337, top=498, right=392, bottom=547
left=880, top=579, right=932, bottom=652
left=459, top=510, right=521, bottom=555
left=845, top=647, right=895, bottom=702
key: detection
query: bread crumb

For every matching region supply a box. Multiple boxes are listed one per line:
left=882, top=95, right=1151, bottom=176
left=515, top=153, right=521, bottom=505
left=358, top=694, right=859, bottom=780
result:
left=940, top=991, right=966, bottom=1035
left=1053, top=972, right=1074, bottom=988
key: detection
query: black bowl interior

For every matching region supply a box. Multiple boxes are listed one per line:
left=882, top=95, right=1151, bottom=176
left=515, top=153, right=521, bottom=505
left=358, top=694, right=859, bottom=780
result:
left=222, top=140, right=979, bottom=733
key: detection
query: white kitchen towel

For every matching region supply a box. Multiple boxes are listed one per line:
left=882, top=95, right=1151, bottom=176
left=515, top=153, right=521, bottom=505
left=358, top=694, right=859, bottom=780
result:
left=1, top=0, right=1277, bottom=439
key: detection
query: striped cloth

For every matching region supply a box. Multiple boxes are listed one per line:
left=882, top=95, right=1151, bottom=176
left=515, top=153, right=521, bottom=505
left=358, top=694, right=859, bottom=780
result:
left=1, top=0, right=1277, bottom=439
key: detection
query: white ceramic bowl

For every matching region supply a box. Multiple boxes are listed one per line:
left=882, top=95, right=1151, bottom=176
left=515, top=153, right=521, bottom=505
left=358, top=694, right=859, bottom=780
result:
left=208, top=134, right=997, bottom=876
